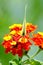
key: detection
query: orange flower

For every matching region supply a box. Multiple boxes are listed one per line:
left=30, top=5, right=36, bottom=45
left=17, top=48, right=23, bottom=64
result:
left=9, top=24, right=22, bottom=31
left=2, top=23, right=37, bottom=57
left=18, top=36, right=32, bottom=51
left=10, top=30, right=22, bottom=35
left=32, top=32, right=43, bottom=49
left=26, top=23, right=37, bottom=34
left=2, top=33, right=32, bottom=57
left=9, top=24, right=22, bottom=35
left=9, top=23, right=37, bottom=35
left=2, top=34, right=22, bottom=57
left=2, top=35, right=17, bottom=48
left=3, top=34, right=12, bottom=41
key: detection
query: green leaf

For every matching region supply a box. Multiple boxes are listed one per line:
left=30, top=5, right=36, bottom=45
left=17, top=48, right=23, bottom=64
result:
left=27, top=45, right=39, bottom=57
left=33, top=51, right=43, bottom=62
left=12, top=55, right=19, bottom=62
left=21, top=59, right=41, bottom=65
left=23, top=59, right=30, bottom=64
left=9, top=61, right=18, bottom=65
left=30, top=60, right=41, bottom=65
left=19, top=55, right=28, bottom=65
left=21, top=55, right=28, bottom=62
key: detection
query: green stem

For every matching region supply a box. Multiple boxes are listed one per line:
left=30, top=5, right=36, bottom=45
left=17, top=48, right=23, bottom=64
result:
left=22, top=4, right=27, bottom=35
left=26, top=54, right=30, bottom=58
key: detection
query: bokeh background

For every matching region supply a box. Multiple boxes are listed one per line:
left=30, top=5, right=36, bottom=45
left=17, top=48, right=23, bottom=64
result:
left=0, top=0, right=43, bottom=65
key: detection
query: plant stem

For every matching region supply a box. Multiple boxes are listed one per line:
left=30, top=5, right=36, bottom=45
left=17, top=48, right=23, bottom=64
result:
left=22, top=4, right=27, bottom=35
left=26, top=54, right=30, bottom=58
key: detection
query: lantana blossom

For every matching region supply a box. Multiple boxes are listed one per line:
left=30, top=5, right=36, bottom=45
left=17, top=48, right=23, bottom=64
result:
left=2, top=23, right=37, bottom=57
left=26, top=23, right=37, bottom=34
left=32, top=32, right=43, bottom=49
left=9, top=24, right=22, bottom=31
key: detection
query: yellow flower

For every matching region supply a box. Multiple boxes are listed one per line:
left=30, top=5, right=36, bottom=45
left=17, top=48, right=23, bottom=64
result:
left=3, top=35, right=11, bottom=41
left=19, top=37, right=27, bottom=43
left=10, top=30, right=22, bottom=35
left=10, top=30, right=16, bottom=35
left=11, top=41, right=17, bottom=45
left=38, top=32, right=43, bottom=36
left=26, top=23, right=37, bottom=33
left=9, top=24, right=22, bottom=29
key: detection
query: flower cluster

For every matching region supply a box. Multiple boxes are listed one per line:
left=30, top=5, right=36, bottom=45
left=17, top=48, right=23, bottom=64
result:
left=32, top=32, right=43, bottom=49
left=2, top=23, right=38, bottom=57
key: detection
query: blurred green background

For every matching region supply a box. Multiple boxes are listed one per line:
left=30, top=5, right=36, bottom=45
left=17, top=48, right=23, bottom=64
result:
left=0, top=0, right=43, bottom=65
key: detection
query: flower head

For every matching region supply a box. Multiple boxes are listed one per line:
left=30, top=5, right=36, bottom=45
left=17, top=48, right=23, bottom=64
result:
left=9, top=24, right=22, bottom=31
left=3, top=35, right=12, bottom=41
left=32, top=32, right=43, bottom=49
left=2, top=34, right=22, bottom=57
left=18, top=36, right=32, bottom=51
left=26, top=23, right=37, bottom=34
left=2, top=23, right=37, bottom=57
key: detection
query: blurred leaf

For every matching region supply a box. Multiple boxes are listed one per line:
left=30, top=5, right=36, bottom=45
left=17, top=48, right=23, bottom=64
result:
left=21, top=55, right=28, bottom=62
left=12, top=55, right=20, bottom=64
left=20, top=59, right=41, bottom=65
left=30, top=59, right=41, bottom=65
left=33, top=51, right=43, bottom=62
left=27, top=45, right=39, bottom=57
left=9, top=61, right=18, bottom=65
left=13, top=55, right=19, bottom=62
